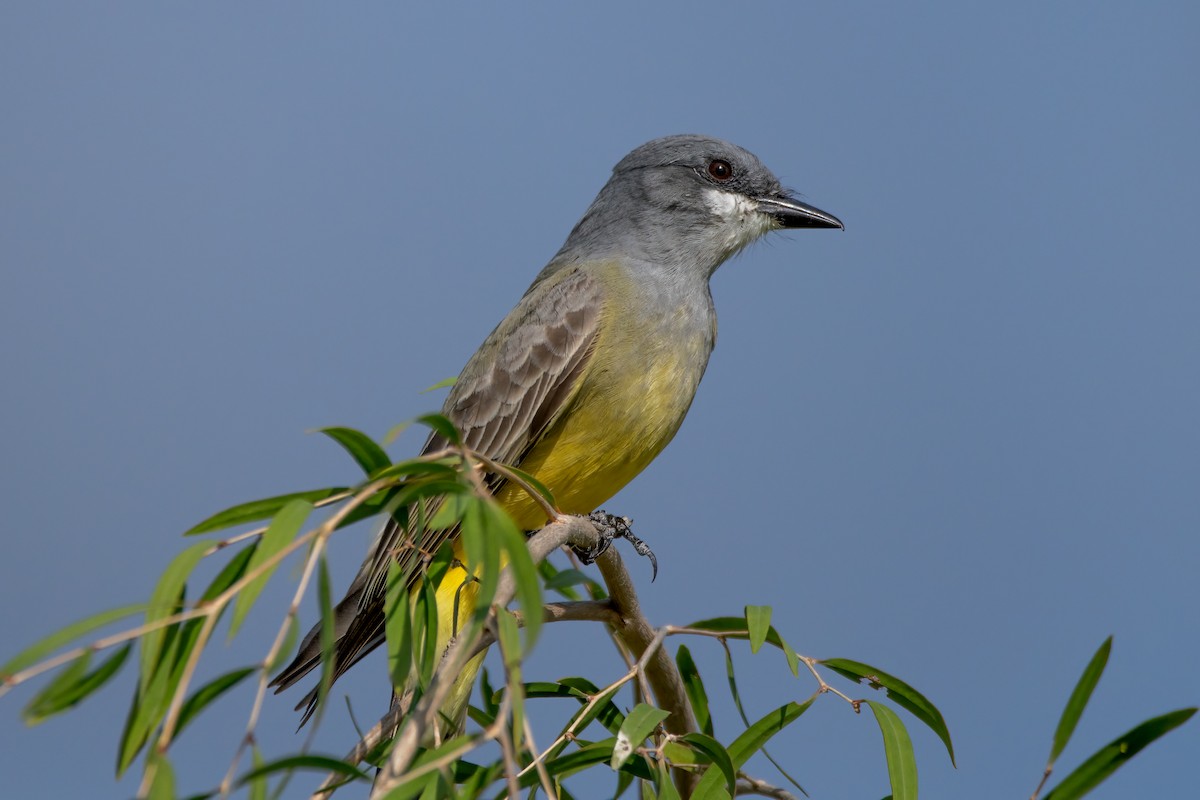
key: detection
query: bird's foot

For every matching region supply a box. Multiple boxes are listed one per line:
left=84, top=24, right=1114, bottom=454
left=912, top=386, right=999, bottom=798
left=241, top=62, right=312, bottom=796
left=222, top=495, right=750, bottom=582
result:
left=572, top=510, right=658, bottom=581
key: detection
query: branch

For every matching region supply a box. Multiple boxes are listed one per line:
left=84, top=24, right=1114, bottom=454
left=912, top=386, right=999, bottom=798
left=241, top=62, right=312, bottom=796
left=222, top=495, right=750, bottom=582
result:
left=736, top=773, right=800, bottom=799
left=595, top=549, right=699, bottom=796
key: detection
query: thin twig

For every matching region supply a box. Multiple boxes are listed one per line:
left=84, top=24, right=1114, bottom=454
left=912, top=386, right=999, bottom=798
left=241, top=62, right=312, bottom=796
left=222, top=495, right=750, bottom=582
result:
left=736, top=773, right=801, bottom=799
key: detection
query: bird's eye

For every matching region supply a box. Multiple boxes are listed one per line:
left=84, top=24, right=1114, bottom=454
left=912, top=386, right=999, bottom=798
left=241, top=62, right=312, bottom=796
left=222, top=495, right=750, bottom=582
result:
left=707, top=159, right=733, bottom=181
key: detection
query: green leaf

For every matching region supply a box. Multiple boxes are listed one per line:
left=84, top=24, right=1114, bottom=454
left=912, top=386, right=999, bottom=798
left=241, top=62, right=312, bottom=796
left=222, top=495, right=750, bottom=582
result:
left=376, top=735, right=477, bottom=800
left=236, top=754, right=371, bottom=786
left=480, top=667, right=500, bottom=719
left=1042, top=708, right=1196, bottom=800
left=685, top=615, right=798, bottom=676
left=655, top=757, right=682, bottom=800
left=314, top=554, right=337, bottom=723
left=316, top=426, right=392, bottom=475
left=184, top=488, right=346, bottom=536
left=1048, top=637, right=1112, bottom=766
left=499, top=463, right=557, bottom=508
left=692, top=699, right=813, bottom=797
left=612, top=704, right=671, bottom=770
left=175, top=666, right=256, bottom=737
left=557, top=676, right=626, bottom=735
left=679, top=733, right=735, bottom=797
left=496, top=609, right=526, bottom=742
left=385, top=559, right=414, bottom=690
left=722, top=640, right=750, bottom=729
left=868, top=700, right=918, bottom=800
left=147, top=753, right=175, bottom=800
left=200, top=541, right=258, bottom=603
left=489, top=500, right=543, bottom=648
left=531, top=737, right=653, bottom=785
left=422, top=376, right=458, bottom=393
left=745, top=605, right=771, bottom=654
left=118, top=636, right=179, bottom=776
left=542, top=567, right=602, bottom=595
left=675, top=645, right=713, bottom=736
left=413, top=574, right=441, bottom=689
left=726, top=700, right=814, bottom=767
left=456, top=497, right=496, bottom=621
left=143, top=540, right=211, bottom=685
left=229, top=499, right=312, bottom=639
left=823, top=657, right=955, bottom=767
left=246, top=745, right=266, bottom=800
left=23, top=644, right=132, bottom=725
left=370, top=459, right=460, bottom=484
left=1, top=604, right=143, bottom=678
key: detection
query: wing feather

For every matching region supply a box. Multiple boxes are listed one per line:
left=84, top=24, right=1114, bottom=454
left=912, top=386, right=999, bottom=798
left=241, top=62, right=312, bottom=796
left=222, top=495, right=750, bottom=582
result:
left=271, top=267, right=606, bottom=700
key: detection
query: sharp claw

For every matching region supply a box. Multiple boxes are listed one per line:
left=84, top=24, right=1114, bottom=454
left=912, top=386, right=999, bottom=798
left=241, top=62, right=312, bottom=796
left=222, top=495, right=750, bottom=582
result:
left=582, top=510, right=658, bottom=579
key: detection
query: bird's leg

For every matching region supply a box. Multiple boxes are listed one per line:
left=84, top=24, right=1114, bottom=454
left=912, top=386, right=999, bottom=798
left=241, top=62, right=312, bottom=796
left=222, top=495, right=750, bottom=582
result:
left=573, top=510, right=659, bottom=581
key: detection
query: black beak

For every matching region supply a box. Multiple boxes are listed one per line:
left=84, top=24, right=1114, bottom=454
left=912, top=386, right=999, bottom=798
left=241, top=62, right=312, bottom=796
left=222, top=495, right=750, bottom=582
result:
left=756, top=195, right=843, bottom=230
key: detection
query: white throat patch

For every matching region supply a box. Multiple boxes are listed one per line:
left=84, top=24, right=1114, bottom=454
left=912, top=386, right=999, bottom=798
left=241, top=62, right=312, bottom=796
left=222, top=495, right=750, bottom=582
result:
left=703, top=188, right=775, bottom=257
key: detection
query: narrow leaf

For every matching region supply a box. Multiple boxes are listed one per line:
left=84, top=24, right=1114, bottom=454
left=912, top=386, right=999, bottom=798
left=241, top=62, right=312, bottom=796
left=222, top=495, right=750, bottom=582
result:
left=200, top=541, right=258, bottom=603
left=143, top=541, right=211, bottom=684
left=480, top=667, right=500, bottom=719
left=229, top=499, right=312, bottom=639
left=314, top=554, right=337, bottom=725
left=236, top=754, right=371, bottom=786
left=542, top=567, right=602, bottom=595
left=23, top=644, right=132, bottom=724
left=496, top=609, right=526, bottom=741
left=1049, top=637, right=1112, bottom=765
left=413, top=573, right=441, bottom=689
left=745, top=605, right=771, bottom=654
left=726, top=700, right=814, bottom=766
left=488, top=499, right=543, bottom=647
left=656, top=758, right=682, bottom=800
left=1, top=604, right=143, bottom=678
left=868, top=700, right=918, bottom=800
left=246, top=745, right=266, bottom=800
left=148, top=754, right=175, bottom=800
left=1042, top=708, right=1196, bottom=800
left=558, top=676, right=626, bottom=735
left=680, top=732, right=735, bottom=796
left=675, top=645, right=713, bottom=736
left=532, top=737, right=653, bottom=784
left=823, top=657, right=955, bottom=767
left=422, top=376, right=457, bottom=393
left=184, top=488, right=346, bottom=536
left=686, top=615, right=798, bottom=676
left=612, top=704, right=671, bottom=770
left=385, top=559, right=414, bottom=690
left=316, top=426, right=391, bottom=475
left=175, top=667, right=256, bottom=737
left=497, top=463, right=557, bottom=508
left=692, top=700, right=813, bottom=797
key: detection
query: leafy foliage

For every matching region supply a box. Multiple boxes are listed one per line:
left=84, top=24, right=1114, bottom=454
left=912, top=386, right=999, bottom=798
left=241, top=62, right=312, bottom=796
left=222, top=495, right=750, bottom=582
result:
left=1, top=420, right=1193, bottom=799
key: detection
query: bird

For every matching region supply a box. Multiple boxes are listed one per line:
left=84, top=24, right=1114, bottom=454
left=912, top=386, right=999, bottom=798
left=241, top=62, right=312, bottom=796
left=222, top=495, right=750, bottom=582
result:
left=270, top=134, right=842, bottom=728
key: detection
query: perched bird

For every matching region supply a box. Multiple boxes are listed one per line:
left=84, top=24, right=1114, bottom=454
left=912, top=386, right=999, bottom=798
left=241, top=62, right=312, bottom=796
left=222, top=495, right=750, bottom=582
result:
left=271, top=134, right=842, bottom=726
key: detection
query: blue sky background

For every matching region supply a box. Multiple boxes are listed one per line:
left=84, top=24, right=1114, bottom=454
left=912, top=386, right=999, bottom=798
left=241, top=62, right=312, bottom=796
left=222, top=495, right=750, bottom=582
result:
left=2, top=3, right=1197, bottom=798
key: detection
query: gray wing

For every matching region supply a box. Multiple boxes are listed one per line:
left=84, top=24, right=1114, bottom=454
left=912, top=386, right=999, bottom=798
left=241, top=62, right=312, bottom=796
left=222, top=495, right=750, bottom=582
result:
left=433, top=267, right=604, bottom=462
left=375, top=265, right=604, bottom=589
left=270, top=266, right=605, bottom=706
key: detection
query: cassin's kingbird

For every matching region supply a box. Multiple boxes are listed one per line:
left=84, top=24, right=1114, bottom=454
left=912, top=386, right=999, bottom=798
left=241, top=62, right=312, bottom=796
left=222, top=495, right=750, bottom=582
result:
left=271, top=134, right=842, bottom=724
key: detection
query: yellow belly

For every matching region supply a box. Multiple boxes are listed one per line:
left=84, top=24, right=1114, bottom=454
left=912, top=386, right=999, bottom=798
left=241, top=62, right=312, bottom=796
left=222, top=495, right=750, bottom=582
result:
left=494, top=316, right=709, bottom=529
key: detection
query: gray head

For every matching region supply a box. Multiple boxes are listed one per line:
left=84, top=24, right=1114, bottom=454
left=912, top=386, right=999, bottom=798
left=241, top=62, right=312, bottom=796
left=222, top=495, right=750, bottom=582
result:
left=551, top=134, right=842, bottom=277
